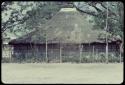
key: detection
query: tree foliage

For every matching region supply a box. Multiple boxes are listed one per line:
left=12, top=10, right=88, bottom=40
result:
left=1, top=1, right=72, bottom=39
left=2, top=1, right=123, bottom=44
left=74, top=2, right=124, bottom=41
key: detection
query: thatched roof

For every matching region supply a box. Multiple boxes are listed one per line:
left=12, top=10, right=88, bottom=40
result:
left=9, top=8, right=113, bottom=45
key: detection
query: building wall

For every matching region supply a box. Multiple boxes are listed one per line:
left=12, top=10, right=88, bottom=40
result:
left=12, top=43, right=120, bottom=62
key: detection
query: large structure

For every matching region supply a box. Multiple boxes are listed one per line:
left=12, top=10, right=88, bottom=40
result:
left=9, top=8, right=121, bottom=63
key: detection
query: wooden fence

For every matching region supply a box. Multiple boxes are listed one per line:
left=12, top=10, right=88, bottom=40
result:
left=2, top=44, right=123, bottom=63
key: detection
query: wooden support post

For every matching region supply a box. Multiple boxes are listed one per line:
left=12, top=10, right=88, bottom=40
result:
left=60, top=45, right=62, bottom=63
left=105, top=2, right=109, bottom=64
left=33, top=46, right=35, bottom=62
left=25, top=51, right=27, bottom=62
left=10, top=47, right=12, bottom=62
left=81, top=45, right=83, bottom=63
left=119, top=43, right=122, bottom=63
left=93, top=45, right=95, bottom=63
left=46, top=38, right=48, bottom=63
left=120, top=51, right=121, bottom=63
left=79, top=44, right=82, bottom=63
left=25, top=46, right=28, bottom=62
left=11, top=50, right=13, bottom=62
left=106, top=43, right=108, bottom=64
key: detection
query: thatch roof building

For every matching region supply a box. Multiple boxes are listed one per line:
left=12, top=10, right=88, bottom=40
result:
left=9, top=8, right=121, bottom=63
left=9, top=8, right=106, bottom=44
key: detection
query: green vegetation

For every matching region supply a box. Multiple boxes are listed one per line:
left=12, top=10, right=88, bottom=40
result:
left=2, top=53, right=122, bottom=63
left=2, top=2, right=123, bottom=42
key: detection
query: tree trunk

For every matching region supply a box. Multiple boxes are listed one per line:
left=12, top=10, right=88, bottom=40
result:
left=105, top=2, right=109, bottom=64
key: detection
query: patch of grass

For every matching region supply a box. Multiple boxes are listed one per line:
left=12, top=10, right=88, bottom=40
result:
left=2, top=63, right=123, bottom=84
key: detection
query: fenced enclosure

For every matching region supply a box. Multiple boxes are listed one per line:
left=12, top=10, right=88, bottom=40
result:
left=2, top=44, right=123, bottom=63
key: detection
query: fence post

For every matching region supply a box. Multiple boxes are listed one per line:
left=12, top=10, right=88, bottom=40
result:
left=46, top=38, right=48, bottom=63
left=10, top=47, right=12, bottom=62
left=79, top=44, right=82, bottom=63
left=119, top=42, right=123, bottom=63
left=60, top=45, right=62, bottom=63
left=105, top=43, right=109, bottom=64
left=120, top=49, right=121, bottom=63
left=92, top=45, right=95, bottom=63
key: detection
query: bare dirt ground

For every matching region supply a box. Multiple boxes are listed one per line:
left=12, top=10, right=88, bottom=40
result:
left=1, top=63, right=123, bottom=84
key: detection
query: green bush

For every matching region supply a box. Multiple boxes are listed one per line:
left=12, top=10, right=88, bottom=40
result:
left=95, top=53, right=120, bottom=63
left=97, top=53, right=106, bottom=62
left=7, top=52, right=122, bottom=63
left=81, top=55, right=92, bottom=63
left=2, top=57, right=11, bottom=63
left=108, top=53, right=120, bottom=62
left=62, top=56, right=79, bottom=63
left=80, top=52, right=120, bottom=63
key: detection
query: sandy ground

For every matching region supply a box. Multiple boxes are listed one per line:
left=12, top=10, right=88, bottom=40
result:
left=1, top=63, right=123, bottom=84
